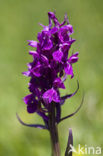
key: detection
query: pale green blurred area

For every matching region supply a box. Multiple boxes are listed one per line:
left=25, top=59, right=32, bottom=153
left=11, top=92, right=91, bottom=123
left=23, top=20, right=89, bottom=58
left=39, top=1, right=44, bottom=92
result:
left=0, top=0, right=103, bottom=155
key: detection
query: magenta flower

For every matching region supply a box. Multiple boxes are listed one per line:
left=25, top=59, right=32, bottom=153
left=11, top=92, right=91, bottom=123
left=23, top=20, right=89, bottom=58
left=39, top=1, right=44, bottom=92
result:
left=17, top=12, right=83, bottom=156
left=23, top=12, right=78, bottom=109
left=43, top=88, right=60, bottom=104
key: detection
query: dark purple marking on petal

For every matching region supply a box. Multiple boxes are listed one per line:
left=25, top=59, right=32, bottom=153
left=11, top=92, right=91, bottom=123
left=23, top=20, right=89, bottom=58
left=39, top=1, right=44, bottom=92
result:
left=16, top=113, right=47, bottom=130
left=65, top=128, right=73, bottom=156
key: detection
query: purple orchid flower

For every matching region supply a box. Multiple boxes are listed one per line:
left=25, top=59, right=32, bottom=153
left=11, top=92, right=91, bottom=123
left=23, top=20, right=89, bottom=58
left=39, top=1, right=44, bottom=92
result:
left=17, top=11, right=83, bottom=156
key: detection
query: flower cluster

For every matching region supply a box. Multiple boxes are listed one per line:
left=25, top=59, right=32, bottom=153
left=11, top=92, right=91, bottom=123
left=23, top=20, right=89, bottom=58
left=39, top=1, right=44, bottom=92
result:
left=22, top=12, right=79, bottom=127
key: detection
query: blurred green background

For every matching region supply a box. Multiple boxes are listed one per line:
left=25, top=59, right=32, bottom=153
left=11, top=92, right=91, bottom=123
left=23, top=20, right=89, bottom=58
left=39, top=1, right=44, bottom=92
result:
left=0, top=0, right=103, bottom=155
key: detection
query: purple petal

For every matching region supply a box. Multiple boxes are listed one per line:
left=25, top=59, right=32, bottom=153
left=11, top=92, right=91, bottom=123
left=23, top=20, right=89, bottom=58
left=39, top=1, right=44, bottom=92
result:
left=39, top=23, right=49, bottom=31
left=53, top=50, right=63, bottom=62
left=59, top=24, right=73, bottom=42
left=41, top=54, right=49, bottom=65
left=23, top=94, right=38, bottom=113
left=33, top=88, right=41, bottom=98
left=37, top=32, right=42, bottom=43
left=64, top=63, right=74, bottom=78
left=31, top=65, right=42, bottom=77
left=27, top=103, right=37, bottom=113
left=59, top=30, right=69, bottom=42
left=42, top=88, right=60, bottom=104
left=60, top=24, right=73, bottom=35
left=27, top=40, right=38, bottom=48
left=27, top=62, right=33, bottom=70
left=23, top=94, right=33, bottom=104
left=42, top=39, right=53, bottom=51
left=60, top=13, right=69, bottom=26
left=67, top=24, right=74, bottom=35
left=68, top=52, right=79, bottom=64
left=29, top=51, right=39, bottom=57
left=22, top=71, right=30, bottom=77
left=53, top=77, right=65, bottom=89
left=48, top=12, right=59, bottom=26
left=48, top=12, right=56, bottom=19
left=38, top=30, right=53, bottom=51
left=50, top=27, right=58, bottom=34
left=60, top=43, right=70, bottom=52
left=69, top=38, right=76, bottom=44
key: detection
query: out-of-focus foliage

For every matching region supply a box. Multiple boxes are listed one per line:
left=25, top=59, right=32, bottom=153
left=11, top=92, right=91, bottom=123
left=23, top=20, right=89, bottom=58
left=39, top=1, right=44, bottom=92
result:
left=0, top=0, right=103, bottom=156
